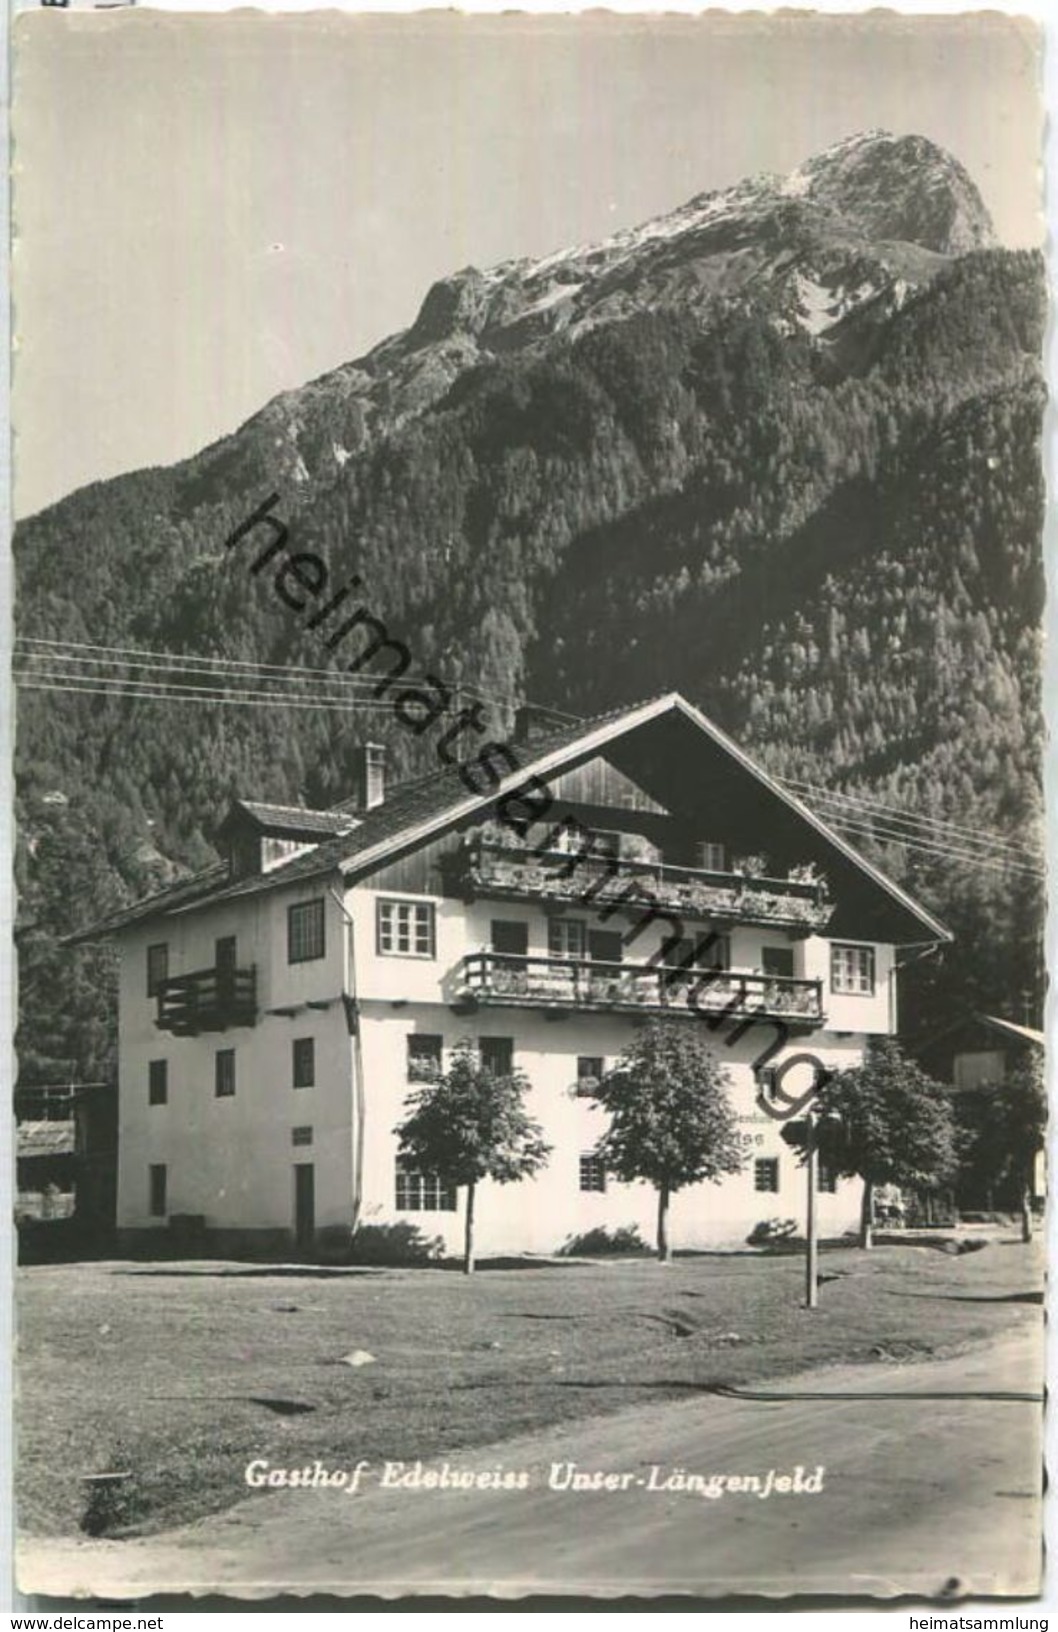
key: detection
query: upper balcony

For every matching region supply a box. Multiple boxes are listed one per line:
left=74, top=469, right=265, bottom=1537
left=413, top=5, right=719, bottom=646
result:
left=448, top=837, right=833, bottom=932
left=155, top=966, right=258, bottom=1036
left=454, top=952, right=824, bottom=1028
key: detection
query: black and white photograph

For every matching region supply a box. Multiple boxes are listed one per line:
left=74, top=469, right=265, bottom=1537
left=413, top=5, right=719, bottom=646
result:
left=9, top=6, right=1048, bottom=1604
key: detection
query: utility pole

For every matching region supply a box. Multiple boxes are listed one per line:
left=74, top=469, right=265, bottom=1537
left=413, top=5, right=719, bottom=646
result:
left=805, top=1108, right=819, bottom=1309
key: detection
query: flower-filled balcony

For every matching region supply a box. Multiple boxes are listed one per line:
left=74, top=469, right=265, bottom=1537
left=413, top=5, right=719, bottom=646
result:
left=448, top=836, right=833, bottom=931
left=454, top=953, right=824, bottom=1027
left=155, top=966, right=258, bottom=1036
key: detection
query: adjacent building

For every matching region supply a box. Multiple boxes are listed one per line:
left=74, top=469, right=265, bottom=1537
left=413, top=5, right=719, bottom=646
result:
left=72, top=693, right=951, bottom=1256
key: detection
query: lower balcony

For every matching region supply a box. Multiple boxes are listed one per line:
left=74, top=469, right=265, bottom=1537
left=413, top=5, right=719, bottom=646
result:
left=454, top=953, right=824, bottom=1027
left=155, top=966, right=258, bottom=1036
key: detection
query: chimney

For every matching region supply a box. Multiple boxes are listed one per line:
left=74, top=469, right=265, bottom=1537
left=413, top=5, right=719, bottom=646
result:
left=353, top=743, right=387, bottom=811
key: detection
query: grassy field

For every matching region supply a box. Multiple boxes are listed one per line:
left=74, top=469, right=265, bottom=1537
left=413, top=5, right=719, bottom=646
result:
left=16, top=1234, right=1043, bottom=1539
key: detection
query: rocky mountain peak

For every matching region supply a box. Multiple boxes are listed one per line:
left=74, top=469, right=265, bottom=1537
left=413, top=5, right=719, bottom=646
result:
left=401, top=130, right=997, bottom=360
left=779, top=130, right=997, bottom=255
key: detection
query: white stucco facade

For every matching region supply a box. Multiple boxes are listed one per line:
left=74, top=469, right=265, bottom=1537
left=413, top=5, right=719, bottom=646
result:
left=115, top=868, right=893, bottom=1253
left=108, top=695, right=947, bottom=1258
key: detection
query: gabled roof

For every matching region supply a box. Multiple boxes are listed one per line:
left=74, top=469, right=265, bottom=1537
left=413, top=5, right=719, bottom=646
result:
left=222, top=800, right=359, bottom=838
left=979, top=1016, right=1045, bottom=1050
left=910, top=1010, right=1045, bottom=1059
left=68, top=691, right=952, bottom=945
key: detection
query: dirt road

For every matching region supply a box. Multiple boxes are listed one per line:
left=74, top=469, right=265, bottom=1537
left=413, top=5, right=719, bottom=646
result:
left=19, top=1327, right=1043, bottom=1602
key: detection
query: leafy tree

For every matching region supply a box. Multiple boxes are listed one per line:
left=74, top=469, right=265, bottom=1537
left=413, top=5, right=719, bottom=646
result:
left=395, top=1038, right=551, bottom=1274
left=784, top=1039, right=956, bottom=1248
left=952, top=1051, right=1045, bottom=1241
left=594, top=1020, right=745, bottom=1262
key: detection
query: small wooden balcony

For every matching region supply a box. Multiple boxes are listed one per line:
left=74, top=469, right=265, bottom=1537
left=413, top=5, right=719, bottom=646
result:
left=454, top=953, right=824, bottom=1027
left=155, top=966, right=258, bottom=1036
left=450, top=840, right=833, bottom=931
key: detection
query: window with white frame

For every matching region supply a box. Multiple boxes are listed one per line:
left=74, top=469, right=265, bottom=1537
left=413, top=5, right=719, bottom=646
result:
left=377, top=899, right=436, bottom=959
left=831, top=943, right=876, bottom=996
left=695, top=841, right=728, bottom=872
left=818, top=1164, right=838, bottom=1194
left=395, top=1158, right=456, bottom=1212
left=548, top=918, right=587, bottom=959
left=579, top=1152, right=607, bottom=1193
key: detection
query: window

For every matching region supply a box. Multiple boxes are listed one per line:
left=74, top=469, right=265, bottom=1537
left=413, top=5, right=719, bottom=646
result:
left=377, top=899, right=435, bottom=959
left=818, top=1164, right=838, bottom=1194
left=146, top=942, right=169, bottom=997
left=215, top=935, right=237, bottom=975
left=548, top=918, right=586, bottom=959
left=579, top=1152, right=607, bottom=1193
left=149, top=1164, right=167, bottom=1218
left=291, top=1125, right=313, bottom=1147
left=491, top=920, right=529, bottom=956
left=696, top=842, right=728, bottom=872
left=292, top=1037, right=315, bottom=1089
left=756, top=1066, right=778, bottom=1104
left=762, top=945, right=795, bottom=979
left=395, top=1159, right=457, bottom=1212
left=831, top=943, right=876, bottom=996
left=148, top=1059, right=168, bottom=1107
left=576, top=1056, right=604, bottom=1097
left=407, top=1033, right=443, bottom=1082
left=665, top=933, right=730, bottom=978
left=215, top=1048, right=236, bottom=1098
left=754, top=1158, right=780, bottom=1193
left=288, top=898, right=326, bottom=964
left=480, top=1036, right=514, bottom=1077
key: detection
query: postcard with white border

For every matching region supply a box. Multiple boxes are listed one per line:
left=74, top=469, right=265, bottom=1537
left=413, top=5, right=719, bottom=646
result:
left=10, top=7, right=1048, bottom=1604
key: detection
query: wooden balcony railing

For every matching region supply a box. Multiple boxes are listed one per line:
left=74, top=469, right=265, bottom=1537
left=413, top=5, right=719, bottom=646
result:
left=451, top=841, right=833, bottom=930
left=456, top=953, right=824, bottom=1026
left=155, top=966, right=258, bottom=1036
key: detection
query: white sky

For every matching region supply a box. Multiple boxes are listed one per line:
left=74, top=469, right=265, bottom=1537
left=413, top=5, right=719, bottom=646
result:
left=11, top=7, right=1045, bottom=517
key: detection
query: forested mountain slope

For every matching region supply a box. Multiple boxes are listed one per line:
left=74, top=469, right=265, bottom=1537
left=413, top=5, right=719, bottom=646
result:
left=14, top=131, right=1045, bottom=1082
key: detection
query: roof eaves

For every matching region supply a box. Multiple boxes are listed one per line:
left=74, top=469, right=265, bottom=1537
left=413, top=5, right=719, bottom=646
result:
left=667, top=696, right=953, bottom=944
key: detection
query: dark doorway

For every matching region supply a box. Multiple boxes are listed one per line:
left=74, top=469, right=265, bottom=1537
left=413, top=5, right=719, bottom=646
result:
left=491, top=920, right=529, bottom=956
left=294, top=1164, right=315, bottom=1254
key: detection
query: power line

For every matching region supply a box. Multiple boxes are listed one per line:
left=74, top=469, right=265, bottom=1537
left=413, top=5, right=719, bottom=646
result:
left=15, top=667, right=405, bottom=712
left=779, top=776, right=1040, bottom=859
left=19, top=644, right=1031, bottom=864
left=797, top=801, right=1042, bottom=871
left=16, top=673, right=582, bottom=736
left=17, top=640, right=493, bottom=703
left=820, top=813, right=1044, bottom=878
left=797, top=799, right=1040, bottom=865
left=15, top=635, right=579, bottom=723
left=15, top=678, right=402, bottom=715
